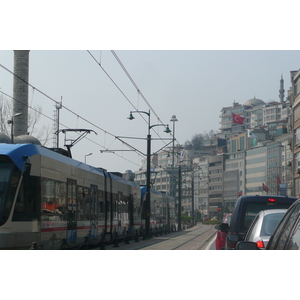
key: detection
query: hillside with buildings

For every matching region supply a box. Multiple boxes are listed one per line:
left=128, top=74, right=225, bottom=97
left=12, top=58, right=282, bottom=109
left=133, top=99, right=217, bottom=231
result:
left=125, top=70, right=300, bottom=219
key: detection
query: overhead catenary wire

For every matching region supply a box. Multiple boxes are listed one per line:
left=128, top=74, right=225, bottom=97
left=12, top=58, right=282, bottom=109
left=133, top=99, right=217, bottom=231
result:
left=87, top=50, right=173, bottom=144
left=1, top=51, right=179, bottom=168
left=0, top=63, right=130, bottom=142
left=110, top=50, right=164, bottom=124
left=0, top=89, right=142, bottom=166
left=0, top=64, right=144, bottom=166
left=110, top=50, right=181, bottom=147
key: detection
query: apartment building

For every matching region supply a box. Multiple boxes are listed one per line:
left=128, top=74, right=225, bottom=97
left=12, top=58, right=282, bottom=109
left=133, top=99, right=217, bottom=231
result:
left=292, top=69, right=300, bottom=197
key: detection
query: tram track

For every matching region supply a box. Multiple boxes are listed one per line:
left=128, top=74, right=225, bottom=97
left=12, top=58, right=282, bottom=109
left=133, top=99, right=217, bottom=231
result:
left=172, top=226, right=216, bottom=250
left=102, top=224, right=217, bottom=250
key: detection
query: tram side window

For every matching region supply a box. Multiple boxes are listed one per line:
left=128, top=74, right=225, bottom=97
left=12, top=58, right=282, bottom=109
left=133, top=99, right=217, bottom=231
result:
left=12, top=176, right=39, bottom=221
left=113, top=193, right=118, bottom=219
left=77, top=186, right=84, bottom=221
left=90, top=185, right=98, bottom=221
left=123, top=196, right=129, bottom=223
left=132, top=194, right=140, bottom=216
left=77, top=186, right=90, bottom=221
left=40, top=178, right=67, bottom=221
left=98, top=190, right=105, bottom=214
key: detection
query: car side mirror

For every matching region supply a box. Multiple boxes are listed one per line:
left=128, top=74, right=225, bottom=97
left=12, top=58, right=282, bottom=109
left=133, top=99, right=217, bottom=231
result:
left=220, top=223, right=229, bottom=233
left=236, top=241, right=259, bottom=250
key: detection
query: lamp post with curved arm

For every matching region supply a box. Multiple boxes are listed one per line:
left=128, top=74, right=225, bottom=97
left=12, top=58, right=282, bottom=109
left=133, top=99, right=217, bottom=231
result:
left=128, top=110, right=171, bottom=239
left=84, top=152, right=92, bottom=163
left=7, top=112, right=23, bottom=143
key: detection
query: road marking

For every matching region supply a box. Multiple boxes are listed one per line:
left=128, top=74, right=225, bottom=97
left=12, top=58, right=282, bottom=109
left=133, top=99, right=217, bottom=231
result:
left=205, top=233, right=216, bottom=250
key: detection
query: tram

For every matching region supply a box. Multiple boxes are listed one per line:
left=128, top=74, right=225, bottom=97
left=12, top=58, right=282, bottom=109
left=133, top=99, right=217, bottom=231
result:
left=0, top=143, right=175, bottom=249
left=140, top=186, right=176, bottom=235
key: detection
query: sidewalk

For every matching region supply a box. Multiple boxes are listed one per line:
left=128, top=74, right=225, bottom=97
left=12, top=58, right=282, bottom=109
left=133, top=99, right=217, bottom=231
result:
left=96, top=223, right=217, bottom=250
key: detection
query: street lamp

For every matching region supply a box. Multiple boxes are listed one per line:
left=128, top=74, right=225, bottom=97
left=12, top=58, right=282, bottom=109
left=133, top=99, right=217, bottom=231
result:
left=85, top=152, right=92, bottom=163
left=7, top=112, right=23, bottom=143
left=170, top=115, right=178, bottom=199
left=128, top=110, right=171, bottom=239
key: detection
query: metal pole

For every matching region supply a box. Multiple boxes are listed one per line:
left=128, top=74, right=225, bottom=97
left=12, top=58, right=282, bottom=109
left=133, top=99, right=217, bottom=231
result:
left=11, top=118, right=14, bottom=143
left=145, top=133, right=151, bottom=239
left=145, top=110, right=151, bottom=239
left=192, top=171, right=194, bottom=226
left=56, top=99, right=62, bottom=148
left=172, top=122, right=175, bottom=197
left=170, top=115, right=178, bottom=198
left=178, top=165, right=182, bottom=231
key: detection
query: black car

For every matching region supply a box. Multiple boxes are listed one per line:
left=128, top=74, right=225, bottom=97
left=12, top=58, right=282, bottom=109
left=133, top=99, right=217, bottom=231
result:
left=237, top=198, right=300, bottom=250
left=221, top=195, right=298, bottom=249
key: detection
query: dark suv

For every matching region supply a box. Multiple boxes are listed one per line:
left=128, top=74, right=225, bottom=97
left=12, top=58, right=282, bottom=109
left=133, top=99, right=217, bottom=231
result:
left=222, top=195, right=298, bottom=249
left=237, top=198, right=300, bottom=250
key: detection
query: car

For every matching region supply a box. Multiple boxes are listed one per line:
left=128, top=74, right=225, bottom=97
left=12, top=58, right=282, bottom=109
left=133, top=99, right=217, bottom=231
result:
left=243, top=209, right=287, bottom=249
left=215, top=213, right=232, bottom=250
left=219, top=195, right=298, bottom=249
left=237, top=198, right=300, bottom=250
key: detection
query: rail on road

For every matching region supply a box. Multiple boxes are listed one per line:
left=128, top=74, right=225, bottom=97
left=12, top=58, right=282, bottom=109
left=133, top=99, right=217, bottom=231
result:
left=95, top=223, right=217, bottom=250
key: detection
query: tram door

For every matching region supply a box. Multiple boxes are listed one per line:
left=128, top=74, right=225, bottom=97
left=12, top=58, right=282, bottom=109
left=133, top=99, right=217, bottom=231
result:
left=90, top=185, right=98, bottom=240
left=67, top=179, right=77, bottom=243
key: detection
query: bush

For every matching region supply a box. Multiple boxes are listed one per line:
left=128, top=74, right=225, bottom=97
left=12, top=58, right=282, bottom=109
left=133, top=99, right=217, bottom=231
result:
left=181, top=215, right=192, bottom=221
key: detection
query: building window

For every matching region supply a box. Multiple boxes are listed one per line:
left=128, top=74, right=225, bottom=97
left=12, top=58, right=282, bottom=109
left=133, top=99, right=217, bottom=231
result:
left=232, top=140, right=237, bottom=152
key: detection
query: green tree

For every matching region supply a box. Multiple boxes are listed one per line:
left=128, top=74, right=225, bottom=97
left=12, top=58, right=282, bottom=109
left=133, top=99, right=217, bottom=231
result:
left=184, top=130, right=217, bottom=150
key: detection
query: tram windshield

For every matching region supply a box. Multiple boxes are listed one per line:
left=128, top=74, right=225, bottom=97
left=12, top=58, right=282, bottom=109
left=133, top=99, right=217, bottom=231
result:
left=0, top=156, right=21, bottom=226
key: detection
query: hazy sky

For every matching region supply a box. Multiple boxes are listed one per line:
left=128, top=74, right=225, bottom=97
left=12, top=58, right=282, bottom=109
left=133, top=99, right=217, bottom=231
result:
left=1, top=50, right=300, bottom=172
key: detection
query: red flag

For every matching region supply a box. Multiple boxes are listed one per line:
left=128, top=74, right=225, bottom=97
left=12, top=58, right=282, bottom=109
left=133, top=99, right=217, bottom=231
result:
left=277, top=176, right=281, bottom=192
left=262, top=183, right=268, bottom=192
left=277, top=176, right=281, bottom=184
left=232, top=113, right=245, bottom=124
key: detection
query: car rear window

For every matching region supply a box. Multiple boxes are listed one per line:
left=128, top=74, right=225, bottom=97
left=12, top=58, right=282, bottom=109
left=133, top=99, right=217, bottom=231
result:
left=261, top=213, right=286, bottom=236
left=239, top=202, right=292, bottom=232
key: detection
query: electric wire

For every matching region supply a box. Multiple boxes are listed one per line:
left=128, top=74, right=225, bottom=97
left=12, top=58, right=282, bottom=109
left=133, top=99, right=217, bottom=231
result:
left=109, top=50, right=179, bottom=146
left=1, top=52, right=178, bottom=168
left=0, top=89, right=142, bottom=167
left=0, top=63, right=160, bottom=167
left=87, top=50, right=173, bottom=144
left=0, top=63, right=131, bottom=143
left=110, top=50, right=164, bottom=124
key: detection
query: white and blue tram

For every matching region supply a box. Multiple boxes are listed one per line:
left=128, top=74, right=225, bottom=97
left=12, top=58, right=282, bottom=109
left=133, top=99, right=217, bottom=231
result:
left=140, top=186, right=176, bottom=235
left=0, top=143, right=175, bottom=249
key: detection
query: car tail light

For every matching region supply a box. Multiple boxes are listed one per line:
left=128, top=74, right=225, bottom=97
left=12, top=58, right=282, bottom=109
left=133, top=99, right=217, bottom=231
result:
left=256, top=240, right=265, bottom=249
left=268, top=198, right=276, bottom=202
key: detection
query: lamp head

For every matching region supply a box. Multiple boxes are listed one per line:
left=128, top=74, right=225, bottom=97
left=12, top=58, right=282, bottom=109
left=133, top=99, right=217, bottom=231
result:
left=164, top=125, right=171, bottom=133
left=170, top=115, right=178, bottom=122
left=128, top=112, right=135, bottom=120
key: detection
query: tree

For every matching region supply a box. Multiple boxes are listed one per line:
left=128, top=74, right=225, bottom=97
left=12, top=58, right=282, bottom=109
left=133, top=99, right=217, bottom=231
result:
left=184, top=130, right=217, bottom=150
left=0, top=93, right=51, bottom=146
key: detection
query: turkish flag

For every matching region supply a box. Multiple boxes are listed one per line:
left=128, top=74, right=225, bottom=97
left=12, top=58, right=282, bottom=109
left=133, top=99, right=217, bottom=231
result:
left=277, top=176, right=281, bottom=192
left=262, top=183, right=268, bottom=192
left=232, top=113, right=245, bottom=124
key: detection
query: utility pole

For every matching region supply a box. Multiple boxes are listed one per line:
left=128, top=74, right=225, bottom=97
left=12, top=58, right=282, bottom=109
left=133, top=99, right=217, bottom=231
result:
left=192, top=170, right=195, bottom=226
left=178, top=165, right=182, bottom=231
